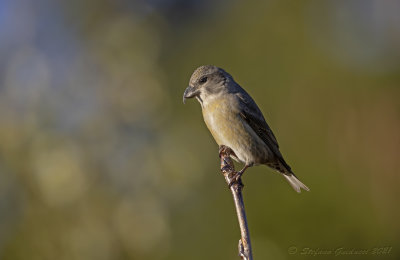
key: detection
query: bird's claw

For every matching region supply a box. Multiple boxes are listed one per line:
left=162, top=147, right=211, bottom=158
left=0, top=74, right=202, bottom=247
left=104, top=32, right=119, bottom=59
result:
left=219, top=145, right=243, bottom=188
left=221, top=165, right=232, bottom=173
left=219, top=145, right=229, bottom=158
left=228, top=171, right=243, bottom=188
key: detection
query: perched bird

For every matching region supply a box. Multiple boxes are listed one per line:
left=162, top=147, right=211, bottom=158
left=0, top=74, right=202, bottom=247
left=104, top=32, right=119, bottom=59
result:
left=183, top=65, right=309, bottom=193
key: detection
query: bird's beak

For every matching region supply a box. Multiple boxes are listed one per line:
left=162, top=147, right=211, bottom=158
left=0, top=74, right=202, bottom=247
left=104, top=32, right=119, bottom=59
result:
left=183, top=86, right=198, bottom=104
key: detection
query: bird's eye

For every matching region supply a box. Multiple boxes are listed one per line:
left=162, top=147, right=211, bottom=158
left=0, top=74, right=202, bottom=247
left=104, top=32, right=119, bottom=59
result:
left=199, top=77, right=208, bottom=84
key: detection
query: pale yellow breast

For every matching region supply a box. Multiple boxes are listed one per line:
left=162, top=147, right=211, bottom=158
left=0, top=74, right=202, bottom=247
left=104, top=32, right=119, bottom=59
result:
left=202, top=97, right=235, bottom=145
left=201, top=95, right=269, bottom=165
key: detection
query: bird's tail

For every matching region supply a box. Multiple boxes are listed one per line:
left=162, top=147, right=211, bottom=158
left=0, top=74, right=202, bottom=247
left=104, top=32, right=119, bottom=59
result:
left=282, top=173, right=310, bottom=193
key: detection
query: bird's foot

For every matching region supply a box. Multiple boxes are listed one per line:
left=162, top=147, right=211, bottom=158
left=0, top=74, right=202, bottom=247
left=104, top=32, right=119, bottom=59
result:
left=219, top=145, right=235, bottom=173
left=219, top=145, right=230, bottom=158
left=219, top=145, right=244, bottom=188
left=227, top=164, right=251, bottom=188
left=228, top=170, right=244, bottom=188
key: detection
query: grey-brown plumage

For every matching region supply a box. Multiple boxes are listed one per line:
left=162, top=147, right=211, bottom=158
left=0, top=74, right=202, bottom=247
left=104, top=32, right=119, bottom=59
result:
left=183, top=65, right=309, bottom=192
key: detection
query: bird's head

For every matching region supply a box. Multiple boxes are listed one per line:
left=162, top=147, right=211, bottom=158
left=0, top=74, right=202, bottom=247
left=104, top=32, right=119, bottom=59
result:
left=183, top=65, right=231, bottom=105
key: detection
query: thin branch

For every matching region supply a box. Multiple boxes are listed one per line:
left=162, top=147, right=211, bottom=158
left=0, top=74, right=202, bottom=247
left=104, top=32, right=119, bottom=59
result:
left=219, top=145, right=253, bottom=260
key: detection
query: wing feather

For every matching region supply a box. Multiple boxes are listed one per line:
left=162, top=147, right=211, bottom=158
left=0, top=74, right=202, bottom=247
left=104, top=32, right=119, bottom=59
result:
left=236, top=91, right=292, bottom=172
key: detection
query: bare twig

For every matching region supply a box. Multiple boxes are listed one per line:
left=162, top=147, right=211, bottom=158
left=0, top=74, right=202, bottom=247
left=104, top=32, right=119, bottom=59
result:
left=219, top=145, right=253, bottom=260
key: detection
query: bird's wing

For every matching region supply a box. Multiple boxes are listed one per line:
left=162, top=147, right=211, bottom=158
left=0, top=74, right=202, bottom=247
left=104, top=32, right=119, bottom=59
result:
left=236, top=91, right=294, bottom=172
left=236, top=92, right=279, bottom=149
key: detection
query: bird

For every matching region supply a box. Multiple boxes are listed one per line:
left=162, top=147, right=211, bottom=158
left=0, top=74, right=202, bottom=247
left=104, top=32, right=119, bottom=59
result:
left=183, top=65, right=309, bottom=193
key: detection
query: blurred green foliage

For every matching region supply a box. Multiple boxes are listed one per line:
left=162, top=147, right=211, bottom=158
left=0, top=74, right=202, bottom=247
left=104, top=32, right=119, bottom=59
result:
left=0, top=0, right=399, bottom=259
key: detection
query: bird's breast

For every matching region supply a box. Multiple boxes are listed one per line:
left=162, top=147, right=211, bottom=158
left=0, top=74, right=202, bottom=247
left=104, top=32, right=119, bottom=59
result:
left=202, top=97, right=237, bottom=146
left=201, top=96, right=268, bottom=164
